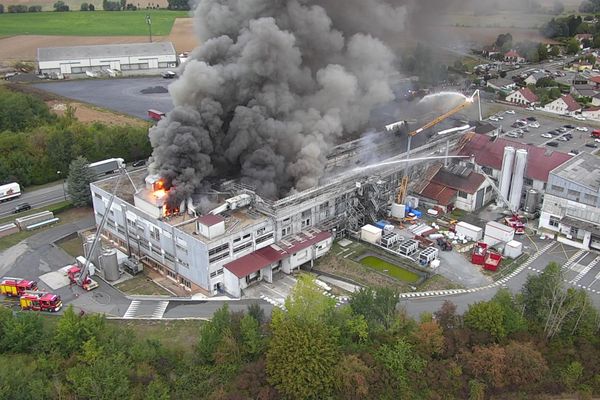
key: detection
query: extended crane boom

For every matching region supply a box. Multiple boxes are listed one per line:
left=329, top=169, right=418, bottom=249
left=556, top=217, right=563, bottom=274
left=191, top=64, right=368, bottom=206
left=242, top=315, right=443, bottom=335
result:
left=408, top=92, right=479, bottom=137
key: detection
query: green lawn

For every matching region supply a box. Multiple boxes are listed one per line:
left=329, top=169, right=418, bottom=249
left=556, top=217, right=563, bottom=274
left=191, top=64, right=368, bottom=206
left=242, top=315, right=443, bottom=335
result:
left=360, top=256, right=420, bottom=284
left=0, top=10, right=188, bottom=36
left=115, top=274, right=172, bottom=296
left=56, top=234, right=83, bottom=258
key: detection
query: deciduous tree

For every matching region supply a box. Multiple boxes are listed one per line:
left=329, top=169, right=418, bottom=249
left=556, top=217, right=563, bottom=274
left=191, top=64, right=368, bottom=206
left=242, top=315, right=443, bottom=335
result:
left=464, top=301, right=506, bottom=341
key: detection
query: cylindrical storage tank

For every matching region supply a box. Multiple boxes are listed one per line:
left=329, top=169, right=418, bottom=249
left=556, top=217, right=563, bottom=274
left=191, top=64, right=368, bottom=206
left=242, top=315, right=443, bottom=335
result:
left=391, top=203, right=406, bottom=219
left=100, top=248, right=120, bottom=281
left=83, top=235, right=101, bottom=269
left=509, top=149, right=528, bottom=211
left=499, top=146, right=515, bottom=203
left=525, top=189, right=539, bottom=213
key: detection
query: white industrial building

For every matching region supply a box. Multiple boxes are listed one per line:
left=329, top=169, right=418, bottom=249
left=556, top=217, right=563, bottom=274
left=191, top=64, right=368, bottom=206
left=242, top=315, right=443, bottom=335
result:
left=37, top=42, right=177, bottom=77
left=539, top=153, right=600, bottom=250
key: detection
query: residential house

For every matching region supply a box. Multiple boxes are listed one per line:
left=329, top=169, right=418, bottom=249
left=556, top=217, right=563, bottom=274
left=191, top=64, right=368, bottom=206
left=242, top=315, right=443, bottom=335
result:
left=415, top=163, right=493, bottom=212
left=592, top=92, right=600, bottom=106
left=575, top=33, right=593, bottom=47
left=581, top=105, right=600, bottom=120
left=543, top=94, right=582, bottom=115
left=539, top=153, right=600, bottom=250
left=573, top=74, right=589, bottom=85
left=482, top=45, right=501, bottom=58
left=524, top=72, right=547, bottom=85
left=486, top=77, right=517, bottom=91
left=505, top=87, right=539, bottom=106
left=504, top=50, right=525, bottom=63
left=571, top=84, right=598, bottom=98
left=455, top=134, right=572, bottom=210
left=588, top=75, right=600, bottom=88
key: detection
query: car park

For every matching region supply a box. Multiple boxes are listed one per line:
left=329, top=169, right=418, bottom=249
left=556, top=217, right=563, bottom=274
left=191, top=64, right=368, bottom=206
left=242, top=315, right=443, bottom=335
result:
left=547, top=141, right=559, bottom=147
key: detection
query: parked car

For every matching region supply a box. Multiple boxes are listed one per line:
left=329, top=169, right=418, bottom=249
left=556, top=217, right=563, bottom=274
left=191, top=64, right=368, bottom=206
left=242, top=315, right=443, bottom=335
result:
left=568, top=150, right=580, bottom=155
left=529, top=122, right=540, bottom=128
left=526, top=116, right=537, bottom=121
left=541, top=133, right=553, bottom=138
left=574, top=115, right=586, bottom=121
left=548, top=130, right=559, bottom=135
left=564, top=124, right=575, bottom=129
left=489, top=116, right=499, bottom=121
left=585, top=143, right=598, bottom=148
left=564, top=133, right=573, bottom=139
left=507, top=132, right=520, bottom=138
left=161, top=71, right=176, bottom=79
left=14, top=203, right=31, bottom=213
left=547, top=141, right=559, bottom=147
left=576, top=127, right=589, bottom=132
left=505, top=110, right=515, bottom=114
left=557, top=127, right=567, bottom=133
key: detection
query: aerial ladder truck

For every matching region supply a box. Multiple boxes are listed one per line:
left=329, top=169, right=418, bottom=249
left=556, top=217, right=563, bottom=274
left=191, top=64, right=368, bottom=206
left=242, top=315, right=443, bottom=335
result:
left=390, top=90, right=481, bottom=206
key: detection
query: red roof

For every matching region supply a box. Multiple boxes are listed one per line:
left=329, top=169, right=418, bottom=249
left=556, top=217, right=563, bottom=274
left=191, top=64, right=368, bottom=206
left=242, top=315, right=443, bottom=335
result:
left=431, top=168, right=486, bottom=194
left=197, top=214, right=224, bottom=227
left=223, top=245, right=287, bottom=279
left=518, top=87, right=539, bottom=103
left=505, top=50, right=522, bottom=58
left=419, top=182, right=457, bottom=206
left=456, top=134, right=572, bottom=182
left=560, top=94, right=581, bottom=112
left=584, top=106, right=600, bottom=112
left=589, top=75, right=600, bottom=84
left=224, top=230, right=332, bottom=278
left=575, top=33, right=593, bottom=40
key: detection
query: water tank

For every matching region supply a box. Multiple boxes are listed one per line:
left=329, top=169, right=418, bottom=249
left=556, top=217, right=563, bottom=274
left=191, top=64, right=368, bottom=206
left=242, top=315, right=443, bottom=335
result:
left=100, top=248, right=120, bottom=282
left=509, top=149, right=528, bottom=211
left=391, top=203, right=406, bottom=219
left=498, top=146, right=515, bottom=203
left=525, top=189, right=539, bottom=213
left=83, top=235, right=101, bottom=268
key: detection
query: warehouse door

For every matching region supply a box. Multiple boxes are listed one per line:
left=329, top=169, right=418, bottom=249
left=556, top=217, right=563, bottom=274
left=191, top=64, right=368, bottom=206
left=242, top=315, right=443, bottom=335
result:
left=148, top=58, right=159, bottom=69
left=60, top=64, right=71, bottom=74
left=475, top=188, right=484, bottom=210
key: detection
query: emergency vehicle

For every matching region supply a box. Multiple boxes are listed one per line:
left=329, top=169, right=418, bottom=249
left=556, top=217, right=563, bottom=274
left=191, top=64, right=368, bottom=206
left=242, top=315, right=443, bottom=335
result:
left=0, top=277, right=38, bottom=297
left=19, top=291, right=62, bottom=312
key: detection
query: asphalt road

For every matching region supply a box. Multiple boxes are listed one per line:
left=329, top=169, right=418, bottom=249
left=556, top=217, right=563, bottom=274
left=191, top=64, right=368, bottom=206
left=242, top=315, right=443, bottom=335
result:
left=0, top=182, right=67, bottom=218
left=33, top=77, right=174, bottom=120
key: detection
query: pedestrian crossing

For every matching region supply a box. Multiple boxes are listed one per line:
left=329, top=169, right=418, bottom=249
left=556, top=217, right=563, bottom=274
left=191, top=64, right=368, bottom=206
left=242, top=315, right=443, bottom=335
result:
left=123, top=300, right=170, bottom=319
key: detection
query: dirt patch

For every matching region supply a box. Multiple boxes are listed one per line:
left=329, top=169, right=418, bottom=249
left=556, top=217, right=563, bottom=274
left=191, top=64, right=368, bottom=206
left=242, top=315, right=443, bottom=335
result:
left=47, top=100, right=148, bottom=126
left=167, top=18, right=199, bottom=53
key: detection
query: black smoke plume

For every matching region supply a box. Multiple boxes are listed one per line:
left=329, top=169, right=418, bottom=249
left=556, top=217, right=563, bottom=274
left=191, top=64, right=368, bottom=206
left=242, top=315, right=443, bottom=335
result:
left=149, top=0, right=429, bottom=206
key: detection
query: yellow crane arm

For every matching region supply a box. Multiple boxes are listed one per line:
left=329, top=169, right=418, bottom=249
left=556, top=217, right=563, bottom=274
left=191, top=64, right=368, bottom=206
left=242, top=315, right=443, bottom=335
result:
left=408, top=99, right=472, bottom=137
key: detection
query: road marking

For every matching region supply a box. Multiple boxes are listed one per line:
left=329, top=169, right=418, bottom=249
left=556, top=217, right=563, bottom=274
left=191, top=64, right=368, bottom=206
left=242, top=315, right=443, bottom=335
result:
left=123, top=300, right=141, bottom=319
left=151, top=301, right=169, bottom=319
left=570, top=256, right=600, bottom=284
left=562, top=249, right=586, bottom=271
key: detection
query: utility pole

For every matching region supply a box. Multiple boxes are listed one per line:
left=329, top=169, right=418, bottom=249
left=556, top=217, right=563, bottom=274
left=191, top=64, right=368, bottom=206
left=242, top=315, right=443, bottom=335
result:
left=57, top=170, right=67, bottom=201
left=145, top=14, right=152, bottom=43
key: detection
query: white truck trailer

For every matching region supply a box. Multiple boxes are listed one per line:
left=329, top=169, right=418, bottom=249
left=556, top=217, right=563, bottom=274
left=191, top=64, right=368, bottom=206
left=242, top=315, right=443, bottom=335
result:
left=0, top=182, right=21, bottom=202
left=88, top=158, right=125, bottom=176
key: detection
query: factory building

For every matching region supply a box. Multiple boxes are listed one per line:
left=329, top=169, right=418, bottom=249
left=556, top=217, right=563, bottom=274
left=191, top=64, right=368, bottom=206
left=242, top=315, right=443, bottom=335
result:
left=539, top=153, right=600, bottom=250
left=456, top=134, right=572, bottom=212
left=37, top=42, right=177, bottom=78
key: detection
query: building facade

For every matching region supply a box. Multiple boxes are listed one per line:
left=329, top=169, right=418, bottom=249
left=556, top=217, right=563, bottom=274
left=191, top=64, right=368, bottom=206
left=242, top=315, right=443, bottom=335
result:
left=543, top=94, right=582, bottom=115
left=505, top=88, right=539, bottom=106
left=37, top=42, right=177, bottom=77
left=539, top=153, right=600, bottom=250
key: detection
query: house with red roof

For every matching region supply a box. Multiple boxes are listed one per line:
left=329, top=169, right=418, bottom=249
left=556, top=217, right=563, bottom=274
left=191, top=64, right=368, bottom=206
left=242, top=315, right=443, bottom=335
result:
left=575, top=33, right=593, bottom=44
left=504, top=50, right=525, bottom=63
left=415, top=163, right=492, bottom=213
left=505, top=87, right=539, bottom=106
left=455, top=133, right=572, bottom=210
left=543, top=94, right=582, bottom=116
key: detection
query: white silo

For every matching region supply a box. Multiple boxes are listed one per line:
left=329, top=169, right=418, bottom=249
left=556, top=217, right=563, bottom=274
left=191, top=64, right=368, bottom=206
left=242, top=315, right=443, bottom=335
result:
left=498, top=146, right=515, bottom=204
left=508, top=149, right=528, bottom=211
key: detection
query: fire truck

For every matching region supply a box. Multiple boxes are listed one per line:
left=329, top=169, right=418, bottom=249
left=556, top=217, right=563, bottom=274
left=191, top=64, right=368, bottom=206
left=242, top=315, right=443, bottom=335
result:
left=19, top=291, right=62, bottom=312
left=66, top=265, right=98, bottom=291
left=0, top=277, right=38, bottom=297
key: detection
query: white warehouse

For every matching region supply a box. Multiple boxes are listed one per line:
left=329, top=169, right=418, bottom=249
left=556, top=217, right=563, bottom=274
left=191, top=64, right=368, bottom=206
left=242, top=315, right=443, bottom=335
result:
left=37, top=42, right=177, bottom=77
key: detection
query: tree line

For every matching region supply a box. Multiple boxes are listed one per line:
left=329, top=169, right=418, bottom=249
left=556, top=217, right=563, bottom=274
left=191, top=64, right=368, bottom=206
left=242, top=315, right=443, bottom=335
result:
left=0, top=87, right=152, bottom=187
left=1, top=264, right=598, bottom=399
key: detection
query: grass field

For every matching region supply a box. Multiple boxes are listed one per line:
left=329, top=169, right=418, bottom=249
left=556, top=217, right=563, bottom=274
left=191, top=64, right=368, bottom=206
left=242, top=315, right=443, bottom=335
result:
left=360, top=256, right=420, bottom=284
left=0, top=10, right=188, bottom=36
left=56, top=233, right=82, bottom=258
left=115, top=274, right=172, bottom=296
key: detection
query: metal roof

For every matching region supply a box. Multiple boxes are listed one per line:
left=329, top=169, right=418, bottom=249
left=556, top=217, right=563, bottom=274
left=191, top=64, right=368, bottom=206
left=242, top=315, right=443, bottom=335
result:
left=551, top=152, right=600, bottom=192
left=37, top=42, right=176, bottom=62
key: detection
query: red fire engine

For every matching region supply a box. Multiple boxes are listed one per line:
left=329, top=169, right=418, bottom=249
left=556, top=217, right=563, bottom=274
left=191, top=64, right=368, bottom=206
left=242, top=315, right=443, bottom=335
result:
left=66, top=265, right=98, bottom=291
left=19, top=291, right=62, bottom=312
left=0, top=277, right=38, bottom=297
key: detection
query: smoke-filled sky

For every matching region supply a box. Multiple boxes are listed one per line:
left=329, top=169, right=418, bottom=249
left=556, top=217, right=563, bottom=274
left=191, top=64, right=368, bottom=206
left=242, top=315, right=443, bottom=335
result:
left=148, top=0, right=457, bottom=205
